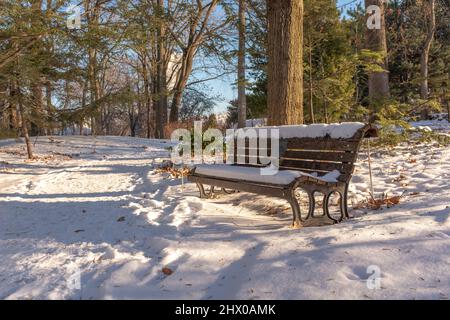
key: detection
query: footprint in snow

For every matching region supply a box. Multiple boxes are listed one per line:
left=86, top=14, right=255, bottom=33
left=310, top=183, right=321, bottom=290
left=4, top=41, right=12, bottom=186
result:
left=141, top=199, right=165, bottom=209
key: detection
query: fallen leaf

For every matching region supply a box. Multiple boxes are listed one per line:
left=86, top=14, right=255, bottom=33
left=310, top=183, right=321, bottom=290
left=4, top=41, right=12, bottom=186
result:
left=162, top=267, right=174, bottom=276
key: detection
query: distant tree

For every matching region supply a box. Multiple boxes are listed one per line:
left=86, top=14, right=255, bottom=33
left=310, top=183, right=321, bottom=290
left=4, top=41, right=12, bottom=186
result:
left=168, top=0, right=232, bottom=123
left=179, top=88, right=217, bottom=121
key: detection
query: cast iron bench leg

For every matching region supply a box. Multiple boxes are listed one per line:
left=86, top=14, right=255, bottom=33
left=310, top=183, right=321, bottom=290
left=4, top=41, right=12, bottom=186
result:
left=342, top=184, right=350, bottom=219
left=196, top=183, right=208, bottom=199
left=324, top=190, right=345, bottom=223
left=288, top=189, right=302, bottom=228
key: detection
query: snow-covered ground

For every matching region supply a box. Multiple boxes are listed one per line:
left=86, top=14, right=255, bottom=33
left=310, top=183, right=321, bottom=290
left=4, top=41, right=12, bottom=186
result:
left=0, top=132, right=449, bottom=300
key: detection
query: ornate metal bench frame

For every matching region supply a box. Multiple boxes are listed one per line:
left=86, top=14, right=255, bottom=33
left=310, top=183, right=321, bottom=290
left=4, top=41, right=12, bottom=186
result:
left=188, top=124, right=377, bottom=228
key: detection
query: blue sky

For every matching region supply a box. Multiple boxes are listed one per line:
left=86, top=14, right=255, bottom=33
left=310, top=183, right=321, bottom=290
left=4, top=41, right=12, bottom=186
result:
left=210, top=0, right=363, bottom=114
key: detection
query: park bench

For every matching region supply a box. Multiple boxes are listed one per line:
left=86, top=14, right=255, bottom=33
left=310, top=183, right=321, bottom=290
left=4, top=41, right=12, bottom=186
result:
left=188, top=123, right=377, bottom=227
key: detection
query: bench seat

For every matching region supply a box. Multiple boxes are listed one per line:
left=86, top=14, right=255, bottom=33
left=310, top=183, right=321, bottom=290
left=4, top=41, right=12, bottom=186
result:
left=194, top=164, right=341, bottom=186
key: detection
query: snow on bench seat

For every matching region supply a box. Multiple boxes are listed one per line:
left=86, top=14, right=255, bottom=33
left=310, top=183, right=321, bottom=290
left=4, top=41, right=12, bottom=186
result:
left=194, top=164, right=341, bottom=186
left=239, top=122, right=366, bottom=139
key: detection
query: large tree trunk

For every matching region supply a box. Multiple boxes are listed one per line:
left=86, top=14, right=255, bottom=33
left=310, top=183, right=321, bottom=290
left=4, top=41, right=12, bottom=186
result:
left=267, top=0, right=304, bottom=125
left=237, top=0, right=247, bottom=128
left=365, top=0, right=390, bottom=105
left=420, top=0, right=436, bottom=119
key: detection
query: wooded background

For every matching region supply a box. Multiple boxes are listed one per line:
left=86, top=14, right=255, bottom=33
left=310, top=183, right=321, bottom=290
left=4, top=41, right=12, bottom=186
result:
left=0, top=0, right=449, bottom=158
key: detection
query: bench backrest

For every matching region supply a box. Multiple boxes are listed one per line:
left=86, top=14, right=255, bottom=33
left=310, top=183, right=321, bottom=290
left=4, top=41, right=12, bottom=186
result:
left=231, top=123, right=377, bottom=183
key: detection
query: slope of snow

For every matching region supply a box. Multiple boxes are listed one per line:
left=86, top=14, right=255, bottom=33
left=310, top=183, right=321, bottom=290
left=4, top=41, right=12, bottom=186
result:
left=0, top=134, right=449, bottom=300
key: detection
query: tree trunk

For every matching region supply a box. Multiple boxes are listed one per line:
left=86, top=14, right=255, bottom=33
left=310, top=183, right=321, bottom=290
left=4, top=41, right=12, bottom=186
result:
left=320, top=56, right=328, bottom=124
left=17, top=83, right=33, bottom=159
left=445, top=89, right=450, bottom=122
left=85, top=0, right=101, bottom=135
left=365, top=0, right=390, bottom=105
left=170, top=48, right=195, bottom=123
left=237, top=0, right=247, bottom=128
left=45, top=0, right=54, bottom=136
left=447, top=99, right=450, bottom=123
left=80, top=81, right=87, bottom=136
left=31, top=83, right=44, bottom=136
left=308, top=34, right=314, bottom=124
left=323, top=96, right=329, bottom=124
left=169, top=89, right=183, bottom=123
left=141, top=58, right=154, bottom=139
left=45, top=80, right=53, bottom=135
left=8, top=81, right=18, bottom=131
left=135, top=81, right=145, bottom=137
left=267, top=0, right=304, bottom=125
left=30, top=0, right=44, bottom=136
left=420, top=0, right=436, bottom=119
left=168, top=0, right=220, bottom=123
left=156, top=0, right=168, bottom=138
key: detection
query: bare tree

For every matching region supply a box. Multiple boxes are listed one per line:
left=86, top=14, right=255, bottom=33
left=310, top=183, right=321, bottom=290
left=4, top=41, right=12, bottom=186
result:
left=168, top=0, right=229, bottom=123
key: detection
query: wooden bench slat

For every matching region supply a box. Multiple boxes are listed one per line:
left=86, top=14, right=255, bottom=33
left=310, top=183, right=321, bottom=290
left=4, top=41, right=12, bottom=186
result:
left=284, top=138, right=359, bottom=152
left=282, top=150, right=356, bottom=163
left=280, top=159, right=354, bottom=174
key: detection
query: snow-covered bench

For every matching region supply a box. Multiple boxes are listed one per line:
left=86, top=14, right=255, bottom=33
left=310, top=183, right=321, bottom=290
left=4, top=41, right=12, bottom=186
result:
left=188, top=123, right=377, bottom=227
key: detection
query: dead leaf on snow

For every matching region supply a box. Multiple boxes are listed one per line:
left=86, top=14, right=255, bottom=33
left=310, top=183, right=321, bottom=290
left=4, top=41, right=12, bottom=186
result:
left=162, top=267, right=174, bottom=276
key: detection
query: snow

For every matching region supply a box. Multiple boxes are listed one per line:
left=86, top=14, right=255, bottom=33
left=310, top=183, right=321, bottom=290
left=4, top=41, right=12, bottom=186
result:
left=195, top=164, right=303, bottom=184
left=409, top=119, right=450, bottom=135
left=0, top=131, right=449, bottom=300
left=194, top=165, right=341, bottom=184
left=245, top=118, right=267, bottom=128
left=319, top=170, right=341, bottom=183
left=240, top=122, right=366, bottom=139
